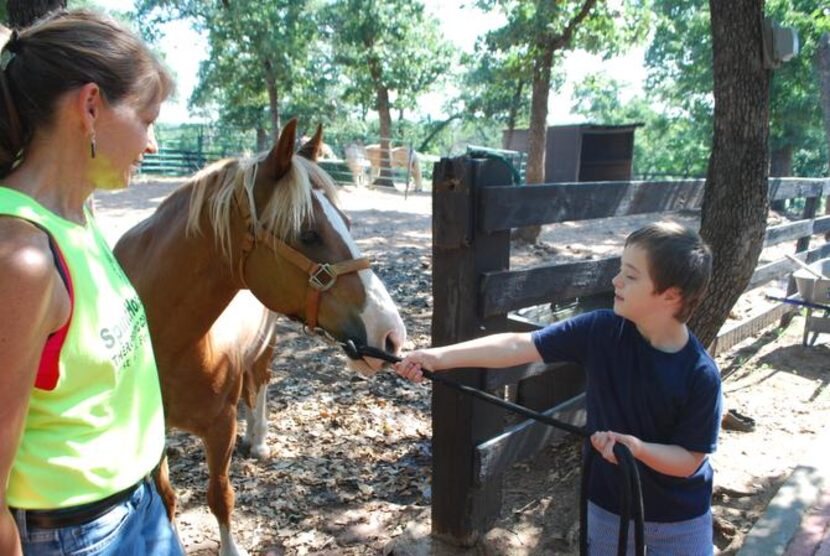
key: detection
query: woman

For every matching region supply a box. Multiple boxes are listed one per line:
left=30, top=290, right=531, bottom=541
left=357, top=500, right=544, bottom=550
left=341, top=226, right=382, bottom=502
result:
left=0, top=10, right=183, bottom=555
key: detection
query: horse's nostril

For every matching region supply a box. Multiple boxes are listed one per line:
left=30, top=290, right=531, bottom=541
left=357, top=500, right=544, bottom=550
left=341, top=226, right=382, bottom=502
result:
left=384, top=332, right=398, bottom=355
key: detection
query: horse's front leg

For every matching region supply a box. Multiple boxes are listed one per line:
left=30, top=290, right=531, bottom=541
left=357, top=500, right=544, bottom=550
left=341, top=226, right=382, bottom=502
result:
left=204, top=408, right=247, bottom=556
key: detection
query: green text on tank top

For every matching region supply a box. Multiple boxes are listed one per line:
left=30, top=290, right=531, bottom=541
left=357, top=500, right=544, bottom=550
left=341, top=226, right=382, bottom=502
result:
left=0, top=186, right=166, bottom=509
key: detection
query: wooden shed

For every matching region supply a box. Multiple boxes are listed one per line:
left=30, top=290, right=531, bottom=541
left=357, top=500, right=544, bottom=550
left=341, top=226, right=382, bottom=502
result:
left=502, top=123, right=643, bottom=183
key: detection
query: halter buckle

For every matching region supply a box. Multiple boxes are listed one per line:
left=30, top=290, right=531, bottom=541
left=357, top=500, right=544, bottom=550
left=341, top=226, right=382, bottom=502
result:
left=309, top=264, right=337, bottom=291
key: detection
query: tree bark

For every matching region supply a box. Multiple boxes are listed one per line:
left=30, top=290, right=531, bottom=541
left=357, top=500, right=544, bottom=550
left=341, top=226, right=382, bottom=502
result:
left=817, top=32, right=830, bottom=237
left=263, top=60, right=280, bottom=141
left=513, top=0, right=598, bottom=243
left=689, top=0, right=771, bottom=349
left=512, top=46, right=554, bottom=243
left=256, top=127, right=268, bottom=152
left=769, top=144, right=792, bottom=211
left=769, top=145, right=792, bottom=177
left=501, top=80, right=525, bottom=150
left=7, top=0, right=65, bottom=28
left=368, top=54, right=394, bottom=188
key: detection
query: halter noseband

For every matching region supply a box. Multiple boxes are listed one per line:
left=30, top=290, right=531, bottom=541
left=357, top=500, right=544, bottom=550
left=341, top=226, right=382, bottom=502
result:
left=232, top=180, right=370, bottom=330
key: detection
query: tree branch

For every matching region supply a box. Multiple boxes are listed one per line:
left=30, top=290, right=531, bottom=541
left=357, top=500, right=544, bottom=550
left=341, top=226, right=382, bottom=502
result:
left=551, top=0, right=599, bottom=50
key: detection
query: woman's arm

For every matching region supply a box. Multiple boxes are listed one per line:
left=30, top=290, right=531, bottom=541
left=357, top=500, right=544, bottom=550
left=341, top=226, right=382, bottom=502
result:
left=0, top=220, right=69, bottom=556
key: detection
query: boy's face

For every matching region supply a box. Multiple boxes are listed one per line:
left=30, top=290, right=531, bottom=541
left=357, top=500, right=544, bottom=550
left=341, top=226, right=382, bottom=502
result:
left=612, top=244, right=679, bottom=323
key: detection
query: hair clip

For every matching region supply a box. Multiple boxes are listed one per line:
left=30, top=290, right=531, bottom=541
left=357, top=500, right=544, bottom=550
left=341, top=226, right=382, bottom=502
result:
left=0, top=49, right=14, bottom=72
left=1, top=29, right=20, bottom=71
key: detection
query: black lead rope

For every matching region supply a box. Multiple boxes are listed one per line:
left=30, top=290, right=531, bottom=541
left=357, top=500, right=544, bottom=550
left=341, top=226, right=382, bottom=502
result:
left=344, top=342, right=645, bottom=556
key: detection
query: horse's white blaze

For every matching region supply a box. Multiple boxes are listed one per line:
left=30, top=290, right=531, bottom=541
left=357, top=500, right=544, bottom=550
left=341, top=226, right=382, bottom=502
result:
left=315, top=191, right=406, bottom=373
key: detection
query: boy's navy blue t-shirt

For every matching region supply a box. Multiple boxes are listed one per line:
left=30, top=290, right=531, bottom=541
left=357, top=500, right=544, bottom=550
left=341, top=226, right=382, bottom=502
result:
left=531, top=309, right=722, bottom=522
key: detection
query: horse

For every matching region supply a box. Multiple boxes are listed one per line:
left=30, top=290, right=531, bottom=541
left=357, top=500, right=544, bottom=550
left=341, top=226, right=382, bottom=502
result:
left=114, top=120, right=406, bottom=556
left=299, top=134, right=336, bottom=160
left=344, top=142, right=371, bottom=187
left=350, top=144, right=423, bottom=191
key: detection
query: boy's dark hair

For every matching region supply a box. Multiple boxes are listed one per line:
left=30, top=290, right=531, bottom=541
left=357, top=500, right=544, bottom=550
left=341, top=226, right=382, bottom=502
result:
left=625, top=222, right=712, bottom=322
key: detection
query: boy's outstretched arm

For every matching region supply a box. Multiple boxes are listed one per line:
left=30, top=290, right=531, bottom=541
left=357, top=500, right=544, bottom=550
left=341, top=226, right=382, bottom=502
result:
left=394, top=332, right=542, bottom=383
left=591, top=431, right=706, bottom=478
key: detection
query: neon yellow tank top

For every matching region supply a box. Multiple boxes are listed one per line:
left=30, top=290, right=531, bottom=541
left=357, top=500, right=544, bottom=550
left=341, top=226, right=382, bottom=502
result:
left=0, top=187, right=166, bottom=509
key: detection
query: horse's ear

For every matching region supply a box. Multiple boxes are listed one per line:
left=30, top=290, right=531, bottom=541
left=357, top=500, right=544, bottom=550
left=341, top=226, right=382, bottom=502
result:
left=262, top=119, right=297, bottom=182
left=297, top=124, right=324, bottom=162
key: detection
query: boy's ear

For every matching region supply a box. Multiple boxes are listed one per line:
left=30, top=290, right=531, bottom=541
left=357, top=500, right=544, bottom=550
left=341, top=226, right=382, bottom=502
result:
left=661, top=286, right=683, bottom=305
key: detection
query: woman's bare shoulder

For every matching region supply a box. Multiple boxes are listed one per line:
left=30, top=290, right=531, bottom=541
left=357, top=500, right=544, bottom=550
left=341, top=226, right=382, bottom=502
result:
left=0, top=216, right=68, bottom=336
left=0, top=216, right=55, bottom=285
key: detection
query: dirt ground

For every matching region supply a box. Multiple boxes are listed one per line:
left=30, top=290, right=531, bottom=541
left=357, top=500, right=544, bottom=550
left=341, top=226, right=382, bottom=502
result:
left=93, top=176, right=830, bottom=555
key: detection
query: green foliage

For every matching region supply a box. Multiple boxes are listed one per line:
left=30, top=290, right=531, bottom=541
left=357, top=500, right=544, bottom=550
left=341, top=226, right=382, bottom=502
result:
left=455, top=42, right=534, bottom=130
left=478, top=0, right=650, bottom=60
left=136, top=0, right=332, bottom=136
left=466, top=0, right=651, bottom=162
left=642, top=0, right=830, bottom=177
left=766, top=0, right=830, bottom=167
left=571, top=73, right=710, bottom=178
left=324, top=0, right=454, bottom=117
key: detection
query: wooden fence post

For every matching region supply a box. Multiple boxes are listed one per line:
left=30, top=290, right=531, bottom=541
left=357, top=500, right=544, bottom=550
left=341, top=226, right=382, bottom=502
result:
left=430, top=156, right=513, bottom=546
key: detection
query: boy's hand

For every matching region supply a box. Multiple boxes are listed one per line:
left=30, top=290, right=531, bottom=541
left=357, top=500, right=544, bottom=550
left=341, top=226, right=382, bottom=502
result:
left=591, top=431, right=643, bottom=465
left=393, top=350, right=440, bottom=383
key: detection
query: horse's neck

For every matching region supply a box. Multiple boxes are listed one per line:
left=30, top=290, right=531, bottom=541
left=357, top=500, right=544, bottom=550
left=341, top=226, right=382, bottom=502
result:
left=125, top=186, right=241, bottom=350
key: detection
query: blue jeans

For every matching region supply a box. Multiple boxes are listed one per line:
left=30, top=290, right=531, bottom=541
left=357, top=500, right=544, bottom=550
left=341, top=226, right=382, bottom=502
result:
left=12, top=477, right=184, bottom=555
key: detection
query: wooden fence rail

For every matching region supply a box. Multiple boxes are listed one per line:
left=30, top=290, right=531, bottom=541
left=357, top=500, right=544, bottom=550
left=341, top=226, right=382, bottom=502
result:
left=430, top=155, right=830, bottom=546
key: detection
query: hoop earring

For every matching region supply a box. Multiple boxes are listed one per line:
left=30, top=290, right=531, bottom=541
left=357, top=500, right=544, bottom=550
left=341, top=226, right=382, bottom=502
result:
left=90, top=132, right=96, bottom=159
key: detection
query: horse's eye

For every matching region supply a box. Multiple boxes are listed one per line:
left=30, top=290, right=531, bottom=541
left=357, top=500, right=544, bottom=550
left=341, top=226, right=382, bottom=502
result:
left=300, top=230, right=321, bottom=245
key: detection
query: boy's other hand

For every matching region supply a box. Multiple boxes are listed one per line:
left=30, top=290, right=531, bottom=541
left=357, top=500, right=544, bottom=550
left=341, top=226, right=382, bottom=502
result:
left=393, top=350, right=439, bottom=383
left=591, top=431, right=643, bottom=464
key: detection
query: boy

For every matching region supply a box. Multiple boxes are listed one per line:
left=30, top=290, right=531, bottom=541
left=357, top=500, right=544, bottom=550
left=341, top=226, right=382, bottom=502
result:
left=395, top=222, right=721, bottom=555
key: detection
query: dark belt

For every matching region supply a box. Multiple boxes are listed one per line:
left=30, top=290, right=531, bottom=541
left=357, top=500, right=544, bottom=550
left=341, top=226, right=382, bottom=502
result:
left=15, top=467, right=158, bottom=530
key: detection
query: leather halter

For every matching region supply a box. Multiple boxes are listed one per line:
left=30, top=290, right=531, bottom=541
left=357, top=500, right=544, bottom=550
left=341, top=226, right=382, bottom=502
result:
left=232, top=179, right=370, bottom=330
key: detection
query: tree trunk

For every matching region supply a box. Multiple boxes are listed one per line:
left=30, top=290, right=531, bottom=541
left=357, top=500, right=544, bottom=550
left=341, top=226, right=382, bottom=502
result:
left=374, top=85, right=395, bottom=188
left=689, top=0, right=771, bottom=350
left=263, top=60, right=280, bottom=142
left=514, top=46, right=554, bottom=243
left=7, top=0, right=65, bottom=28
left=769, top=144, right=792, bottom=211
left=817, top=32, right=830, bottom=237
left=256, top=127, right=268, bottom=152
left=769, top=144, right=792, bottom=177
left=501, top=80, right=525, bottom=150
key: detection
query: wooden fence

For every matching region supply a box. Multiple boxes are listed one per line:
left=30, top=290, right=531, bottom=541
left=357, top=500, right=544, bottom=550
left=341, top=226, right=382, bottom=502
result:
left=430, top=155, right=830, bottom=546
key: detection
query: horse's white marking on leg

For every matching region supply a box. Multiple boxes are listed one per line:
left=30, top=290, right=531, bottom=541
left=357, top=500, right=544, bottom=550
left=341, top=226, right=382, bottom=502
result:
left=219, top=524, right=248, bottom=556
left=245, top=384, right=269, bottom=459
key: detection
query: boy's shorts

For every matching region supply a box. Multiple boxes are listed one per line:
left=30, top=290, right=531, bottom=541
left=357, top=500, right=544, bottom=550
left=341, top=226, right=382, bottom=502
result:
left=587, top=500, right=714, bottom=556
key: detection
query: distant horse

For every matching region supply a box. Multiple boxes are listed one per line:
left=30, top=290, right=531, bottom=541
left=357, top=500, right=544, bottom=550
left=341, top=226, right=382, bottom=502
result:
left=348, top=144, right=423, bottom=191
left=114, top=121, right=405, bottom=556
left=299, top=134, right=336, bottom=160
left=344, top=142, right=371, bottom=187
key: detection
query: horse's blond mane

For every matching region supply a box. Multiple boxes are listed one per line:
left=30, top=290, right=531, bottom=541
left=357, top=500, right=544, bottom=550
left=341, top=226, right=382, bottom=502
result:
left=184, top=153, right=340, bottom=259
